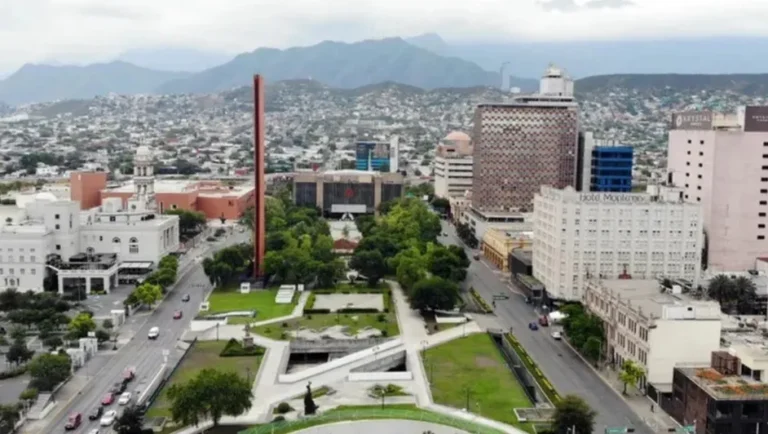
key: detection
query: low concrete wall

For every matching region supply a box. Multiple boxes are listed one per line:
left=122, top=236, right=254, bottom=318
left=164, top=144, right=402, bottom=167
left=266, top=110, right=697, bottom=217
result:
left=495, top=333, right=549, bottom=405
left=137, top=364, right=167, bottom=406
left=290, top=338, right=384, bottom=354
left=189, top=319, right=227, bottom=332
left=350, top=351, right=405, bottom=373
left=435, top=316, right=468, bottom=324
left=277, top=339, right=403, bottom=384
left=347, top=371, right=413, bottom=382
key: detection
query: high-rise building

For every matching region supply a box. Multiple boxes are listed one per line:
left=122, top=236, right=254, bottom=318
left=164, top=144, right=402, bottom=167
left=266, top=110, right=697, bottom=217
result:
left=433, top=131, right=473, bottom=198
left=355, top=137, right=399, bottom=173
left=532, top=185, right=703, bottom=301
left=471, top=65, right=579, bottom=214
left=578, top=132, right=633, bottom=192
left=666, top=106, right=768, bottom=271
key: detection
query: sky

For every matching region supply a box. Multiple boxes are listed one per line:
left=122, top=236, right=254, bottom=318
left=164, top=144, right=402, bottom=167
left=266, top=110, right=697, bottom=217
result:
left=2, top=0, right=768, bottom=75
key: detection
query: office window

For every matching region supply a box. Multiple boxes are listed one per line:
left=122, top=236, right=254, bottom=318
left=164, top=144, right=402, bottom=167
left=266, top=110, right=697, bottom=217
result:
left=698, top=163, right=703, bottom=167
left=763, top=178, right=768, bottom=182
left=686, top=162, right=690, bottom=166
left=760, top=224, right=766, bottom=229
left=759, top=236, right=766, bottom=240
left=54, top=214, right=59, bottom=219
left=56, top=245, right=60, bottom=250
left=687, top=139, right=692, bottom=144
left=698, top=175, right=702, bottom=179
left=761, top=213, right=767, bottom=217
left=55, top=224, right=60, bottom=230
left=699, top=152, right=704, bottom=156
left=762, top=189, right=768, bottom=194
left=687, top=151, right=691, bottom=155
left=700, top=140, right=704, bottom=145
left=762, top=201, right=768, bottom=205
left=30, top=269, right=35, bottom=275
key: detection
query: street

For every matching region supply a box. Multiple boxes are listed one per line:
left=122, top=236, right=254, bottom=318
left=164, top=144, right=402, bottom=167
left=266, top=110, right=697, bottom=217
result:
left=439, top=221, right=653, bottom=434
left=39, top=230, right=250, bottom=434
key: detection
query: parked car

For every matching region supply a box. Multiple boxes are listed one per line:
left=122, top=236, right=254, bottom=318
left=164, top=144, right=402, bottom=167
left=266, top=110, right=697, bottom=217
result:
left=148, top=326, right=159, bottom=339
left=473, top=254, right=480, bottom=260
left=182, top=294, right=190, bottom=302
left=64, top=413, right=82, bottom=430
left=173, top=311, right=183, bottom=320
left=100, top=410, right=117, bottom=426
left=528, top=322, right=539, bottom=331
left=101, top=393, right=114, bottom=406
left=551, top=331, right=562, bottom=340
left=88, top=406, right=103, bottom=420
left=118, top=392, right=132, bottom=405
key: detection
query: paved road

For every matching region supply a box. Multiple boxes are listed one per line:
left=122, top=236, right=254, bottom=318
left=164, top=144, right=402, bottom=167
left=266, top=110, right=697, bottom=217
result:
left=41, top=231, right=250, bottom=434
left=439, top=221, right=653, bottom=434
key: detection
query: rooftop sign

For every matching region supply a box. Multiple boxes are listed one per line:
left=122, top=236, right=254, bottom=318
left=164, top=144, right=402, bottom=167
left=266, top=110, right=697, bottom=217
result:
left=744, top=106, right=768, bottom=132
left=670, top=111, right=713, bottom=130
left=578, top=193, right=651, bottom=204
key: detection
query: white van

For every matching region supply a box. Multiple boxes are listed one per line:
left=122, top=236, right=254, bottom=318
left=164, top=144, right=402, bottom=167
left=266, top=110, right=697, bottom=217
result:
left=148, top=327, right=159, bottom=340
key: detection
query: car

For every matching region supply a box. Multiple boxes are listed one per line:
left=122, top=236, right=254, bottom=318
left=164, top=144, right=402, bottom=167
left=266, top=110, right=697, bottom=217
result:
left=473, top=254, right=480, bottom=260
left=552, top=331, right=562, bottom=340
left=88, top=429, right=100, bottom=434
left=100, top=410, right=117, bottom=426
left=64, top=412, right=82, bottom=430
left=528, top=322, right=539, bottom=331
left=110, top=381, right=126, bottom=394
left=182, top=294, right=190, bottom=302
left=148, top=326, right=159, bottom=339
left=441, top=232, right=448, bottom=236
left=123, top=367, right=135, bottom=382
left=101, top=393, right=114, bottom=406
left=88, top=406, right=103, bottom=420
left=538, top=315, right=549, bottom=327
left=173, top=311, right=183, bottom=319
left=118, top=392, right=132, bottom=405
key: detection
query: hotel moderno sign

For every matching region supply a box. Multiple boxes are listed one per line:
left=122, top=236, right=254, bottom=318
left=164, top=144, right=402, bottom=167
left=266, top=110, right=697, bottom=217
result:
left=578, top=193, right=651, bottom=204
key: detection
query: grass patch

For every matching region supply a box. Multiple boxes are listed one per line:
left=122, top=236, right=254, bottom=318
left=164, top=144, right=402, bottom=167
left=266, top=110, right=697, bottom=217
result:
left=146, top=340, right=263, bottom=419
left=239, top=404, right=508, bottom=434
left=367, top=384, right=409, bottom=398
left=290, top=385, right=333, bottom=400
left=253, top=311, right=399, bottom=340
left=425, top=333, right=531, bottom=427
left=470, top=287, right=493, bottom=313
left=207, top=288, right=297, bottom=320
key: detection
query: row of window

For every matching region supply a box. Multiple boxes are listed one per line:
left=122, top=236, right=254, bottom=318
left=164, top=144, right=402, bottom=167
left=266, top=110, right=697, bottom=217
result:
left=0, top=256, right=37, bottom=263
left=0, top=248, right=36, bottom=252
left=0, top=268, right=37, bottom=275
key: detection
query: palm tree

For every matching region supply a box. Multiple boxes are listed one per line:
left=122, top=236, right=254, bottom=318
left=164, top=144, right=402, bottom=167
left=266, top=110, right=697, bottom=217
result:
left=706, top=275, right=736, bottom=309
left=734, top=276, right=758, bottom=314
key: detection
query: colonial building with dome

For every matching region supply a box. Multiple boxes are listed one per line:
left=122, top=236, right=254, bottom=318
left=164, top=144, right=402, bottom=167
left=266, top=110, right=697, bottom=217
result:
left=0, top=147, right=180, bottom=294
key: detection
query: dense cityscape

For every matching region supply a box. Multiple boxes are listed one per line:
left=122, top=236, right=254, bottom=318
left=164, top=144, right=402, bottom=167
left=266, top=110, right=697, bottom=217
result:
left=2, top=32, right=768, bottom=434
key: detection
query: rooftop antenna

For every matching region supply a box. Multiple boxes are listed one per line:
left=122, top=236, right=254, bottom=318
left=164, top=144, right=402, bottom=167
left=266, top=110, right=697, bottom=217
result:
left=500, top=61, right=510, bottom=91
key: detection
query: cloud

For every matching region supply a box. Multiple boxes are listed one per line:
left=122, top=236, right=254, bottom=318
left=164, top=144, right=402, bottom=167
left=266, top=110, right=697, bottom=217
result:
left=72, top=4, right=150, bottom=20
left=537, top=0, right=634, bottom=12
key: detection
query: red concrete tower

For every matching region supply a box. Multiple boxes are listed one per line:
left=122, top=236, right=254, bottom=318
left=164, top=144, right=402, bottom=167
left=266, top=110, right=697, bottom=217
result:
left=252, top=75, right=267, bottom=277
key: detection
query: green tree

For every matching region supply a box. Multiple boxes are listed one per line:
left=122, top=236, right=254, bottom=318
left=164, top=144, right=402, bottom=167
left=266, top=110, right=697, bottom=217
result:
left=552, top=395, right=596, bottom=434
left=430, top=197, right=450, bottom=215
left=29, top=352, right=72, bottom=391
left=317, top=259, right=345, bottom=288
left=349, top=249, right=386, bottom=286
left=166, top=369, right=253, bottom=428
left=6, top=338, right=33, bottom=366
left=68, top=312, right=96, bottom=338
left=0, top=404, right=20, bottom=433
left=619, top=360, right=645, bottom=395
left=408, top=277, right=460, bottom=312
left=706, top=274, right=736, bottom=307
left=165, top=209, right=206, bottom=238
left=114, top=405, right=147, bottom=434
left=134, top=283, right=163, bottom=306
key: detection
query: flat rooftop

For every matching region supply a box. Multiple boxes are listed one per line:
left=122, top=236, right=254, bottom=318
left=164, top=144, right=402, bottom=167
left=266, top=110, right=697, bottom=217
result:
left=598, top=279, right=720, bottom=320
left=678, top=366, right=768, bottom=400
left=106, top=180, right=194, bottom=194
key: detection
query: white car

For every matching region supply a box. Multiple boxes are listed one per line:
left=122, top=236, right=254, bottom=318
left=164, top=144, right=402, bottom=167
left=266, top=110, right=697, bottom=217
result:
left=100, top=410, right=117, bottom=426
left=118, top=391, right=132, bottom=405
left=551, top=331, right=562, bottom=340
left=88, top=429, right=100, bottom=434
left=148, top=326, right=159, bottom=340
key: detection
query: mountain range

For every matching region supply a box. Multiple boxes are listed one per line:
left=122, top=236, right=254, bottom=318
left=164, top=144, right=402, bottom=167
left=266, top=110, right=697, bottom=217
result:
left=0, top=38, right=533, bottom=106
left=5, top=34, right=768, bottom=106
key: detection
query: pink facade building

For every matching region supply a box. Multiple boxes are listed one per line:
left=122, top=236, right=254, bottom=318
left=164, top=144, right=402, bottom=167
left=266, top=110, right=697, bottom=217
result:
left=471, top=65, right=579, bottom=213
left=667, top=107, right=768, bottom=271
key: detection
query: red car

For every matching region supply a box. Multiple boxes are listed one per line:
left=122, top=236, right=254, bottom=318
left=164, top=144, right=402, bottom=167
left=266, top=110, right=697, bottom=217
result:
left=123, top=368, right=135, bottom=382
left=173, top=311, right=182, bottom=319
left=101, top=392, right=114, bottom=406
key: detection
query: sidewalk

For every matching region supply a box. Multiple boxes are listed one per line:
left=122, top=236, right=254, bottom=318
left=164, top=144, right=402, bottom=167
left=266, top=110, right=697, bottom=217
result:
left=564, top=340, right=680, bottom=433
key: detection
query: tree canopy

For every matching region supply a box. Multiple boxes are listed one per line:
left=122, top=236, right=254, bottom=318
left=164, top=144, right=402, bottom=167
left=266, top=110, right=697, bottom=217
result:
left=707, top=274, right=758, bottom=314
left=551, top=395, right=597, bottom=434
left=560, top=304, right=604, bottom=362
left=68, top=312, right=96, bottom=339
left=29, top=352, right=72, bottom=391
left=166, top=368, right=253, bottom=427
left=165, top=209, right=207, bottom=240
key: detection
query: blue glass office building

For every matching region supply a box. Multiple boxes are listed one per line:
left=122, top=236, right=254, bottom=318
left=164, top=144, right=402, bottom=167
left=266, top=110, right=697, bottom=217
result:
left=355, top=141, right=391, bottom=172
left=590, top=146, right=633, bottom=192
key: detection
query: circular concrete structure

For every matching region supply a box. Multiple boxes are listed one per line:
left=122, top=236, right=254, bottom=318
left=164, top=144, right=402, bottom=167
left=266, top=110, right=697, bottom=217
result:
left=291, top=419, right=471, bottom=434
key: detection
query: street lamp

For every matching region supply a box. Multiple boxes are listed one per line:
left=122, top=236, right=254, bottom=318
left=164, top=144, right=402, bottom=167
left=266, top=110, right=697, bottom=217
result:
left=421, top=340, right=429, bottom=362
left=216, top=323, right=219, bottom=341
left=464, top=386, right=472, bottom=412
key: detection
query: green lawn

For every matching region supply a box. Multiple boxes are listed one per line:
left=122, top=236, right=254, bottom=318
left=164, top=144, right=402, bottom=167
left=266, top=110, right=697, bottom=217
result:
left=207, top=288, right=297, bottom=321
left=425, top=333, right=532, bottom=428
left=146, top=341, right=263, bottom=420
left=240, top=404, right=508, bottom=434
left=252, top=310, right=399, bottom=340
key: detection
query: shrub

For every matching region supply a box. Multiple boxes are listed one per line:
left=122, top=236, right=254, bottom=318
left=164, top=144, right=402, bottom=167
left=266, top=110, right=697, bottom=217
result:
left=282, top=322, right=288, bottom=328
left=303, top=308, right=331, bottom=314
left=380, top=329, right=389, bottom=337
left=305, top=293, right=317, bottom=309
left=19, top=388, right=38, bottom=401
left=376, top=313, right=386, bottom=322
left=305, top=314, right=313, bottom=320
left=272, top=416, right=285, bottom=422
left=470, top=288, right=493, bottom=313
left=214, top=228, right=226, bottom=237
left=219, top=338, right=263, bottom=357
left=206, top=236, right=216, bottom=242
left=0, top=366, right=27, bottom=380
left=337, top=308, right=379, bottom=314
left=275, top=402, right=293, bottom=414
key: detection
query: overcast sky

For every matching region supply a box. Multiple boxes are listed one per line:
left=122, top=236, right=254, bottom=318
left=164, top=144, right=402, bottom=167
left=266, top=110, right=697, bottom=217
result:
left=2, top=0, right=768, bottom=75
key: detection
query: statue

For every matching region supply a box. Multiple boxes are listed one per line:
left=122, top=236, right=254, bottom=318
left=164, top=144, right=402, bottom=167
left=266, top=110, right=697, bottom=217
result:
left=304, top=381, right=318, bottom=415
left=243, top=324, right=254, bottom=349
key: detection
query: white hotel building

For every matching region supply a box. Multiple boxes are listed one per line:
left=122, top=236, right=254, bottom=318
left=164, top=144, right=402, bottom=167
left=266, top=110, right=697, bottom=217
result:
left=533, top=186, right=703, bottom=301
left=0, top=147, right=179, bottom=294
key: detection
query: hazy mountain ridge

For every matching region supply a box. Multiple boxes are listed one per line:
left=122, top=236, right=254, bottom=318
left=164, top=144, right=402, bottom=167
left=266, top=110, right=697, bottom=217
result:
left=157, top=38, right=534, bottom=94
left=0, top=61, right=189, bottom=105
left=575, top=73, right=768, bottom=95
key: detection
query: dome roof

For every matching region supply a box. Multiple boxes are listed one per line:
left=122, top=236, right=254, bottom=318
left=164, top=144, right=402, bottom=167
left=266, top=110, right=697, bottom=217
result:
left=443, top=131, right=470, bottom=142
left=34, top=192, right=57, bottom=202
left=136, top=146, right=151, bottom=156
